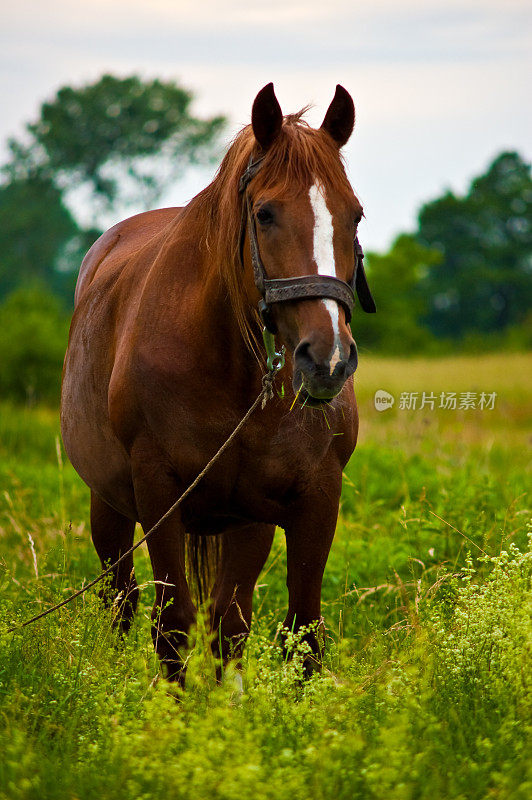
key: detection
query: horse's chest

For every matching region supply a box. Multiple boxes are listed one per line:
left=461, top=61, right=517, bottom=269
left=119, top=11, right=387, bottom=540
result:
left=176, top=409, right=348, bottom=529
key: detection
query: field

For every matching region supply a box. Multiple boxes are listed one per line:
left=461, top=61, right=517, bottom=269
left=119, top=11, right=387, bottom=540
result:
left=0, top=352, right=531, bottom=800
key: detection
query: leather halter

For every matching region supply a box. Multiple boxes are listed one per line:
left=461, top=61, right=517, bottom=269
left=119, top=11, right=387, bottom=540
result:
left=238, top=155, right=376, bottom=335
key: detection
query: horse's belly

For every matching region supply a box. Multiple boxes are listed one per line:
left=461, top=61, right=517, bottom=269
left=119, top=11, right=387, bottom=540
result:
left=183, top=512, right=252, bottom=536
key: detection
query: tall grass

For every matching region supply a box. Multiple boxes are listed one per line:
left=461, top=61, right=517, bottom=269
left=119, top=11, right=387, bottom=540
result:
left=0, top=353, right=530, bottom=799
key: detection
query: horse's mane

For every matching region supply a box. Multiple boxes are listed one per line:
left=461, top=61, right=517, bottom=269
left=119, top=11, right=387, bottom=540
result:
left=183, top=109, right=355, bottom=355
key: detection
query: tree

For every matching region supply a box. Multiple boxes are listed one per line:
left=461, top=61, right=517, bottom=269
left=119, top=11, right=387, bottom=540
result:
left=354, top=235, right=441, bottom=354
left=0, top=175, right=98, bottom=303
left=4, top=74, right=226, bottom=221
left=0, top=287, right=70, bottom=403
left=417, top=152, right=532, bottom=339
left=0, top=74, right=226, bottom=303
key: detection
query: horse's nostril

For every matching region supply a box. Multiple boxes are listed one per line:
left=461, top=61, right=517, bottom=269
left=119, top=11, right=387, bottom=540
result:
left=294, top=340, right=314, bottom=372
left=348, top=341, right=358, bottom=375
left=295, top=338, right=358, bottom=380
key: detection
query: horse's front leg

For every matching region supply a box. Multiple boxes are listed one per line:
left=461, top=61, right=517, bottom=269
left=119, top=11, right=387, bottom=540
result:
left=210, top=523, right=275, bottom=674
left=283, top=489, right=340, bottom=675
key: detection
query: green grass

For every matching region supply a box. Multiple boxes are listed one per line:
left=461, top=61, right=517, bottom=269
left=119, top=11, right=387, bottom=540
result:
left=0, top=352, right=531, bottom=800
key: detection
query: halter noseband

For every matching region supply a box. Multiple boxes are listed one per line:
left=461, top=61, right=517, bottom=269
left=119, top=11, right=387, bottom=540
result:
left=238, top=155, right=375, bottom=335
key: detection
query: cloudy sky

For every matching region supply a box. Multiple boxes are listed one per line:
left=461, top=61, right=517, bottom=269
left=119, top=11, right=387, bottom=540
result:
left=1, top=0, right=531, bottom=249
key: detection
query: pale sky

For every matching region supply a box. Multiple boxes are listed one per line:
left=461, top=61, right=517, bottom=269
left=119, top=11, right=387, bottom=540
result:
left=1, top=0, right=531, bottom=250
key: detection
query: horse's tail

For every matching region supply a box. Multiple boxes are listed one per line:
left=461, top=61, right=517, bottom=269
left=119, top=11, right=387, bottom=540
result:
left=185, top=534, right=221, bottom=608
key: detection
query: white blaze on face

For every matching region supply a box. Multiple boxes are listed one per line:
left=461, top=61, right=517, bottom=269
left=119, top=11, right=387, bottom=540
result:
left=308, top=180, right=342, bottom=374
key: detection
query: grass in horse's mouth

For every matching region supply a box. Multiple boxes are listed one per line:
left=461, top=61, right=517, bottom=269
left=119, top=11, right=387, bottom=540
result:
left=297, top=389, right=334, bottom=410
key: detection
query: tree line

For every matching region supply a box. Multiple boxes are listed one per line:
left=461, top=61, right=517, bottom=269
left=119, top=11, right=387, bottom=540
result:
left=355, top=151, right=532, bottom=353
left=0, top=75, right=530, bottom=401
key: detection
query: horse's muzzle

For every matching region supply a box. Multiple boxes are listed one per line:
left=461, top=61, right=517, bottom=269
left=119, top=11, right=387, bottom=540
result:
left=293, top=338, right=358, bottom=404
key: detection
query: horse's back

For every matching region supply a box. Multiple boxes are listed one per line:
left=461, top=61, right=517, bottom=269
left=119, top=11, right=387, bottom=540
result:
left=74, top=207, right=183, bottom=306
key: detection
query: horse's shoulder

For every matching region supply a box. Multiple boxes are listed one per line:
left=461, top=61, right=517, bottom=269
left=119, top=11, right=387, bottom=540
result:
left=74, top=208, right=184, bottom=306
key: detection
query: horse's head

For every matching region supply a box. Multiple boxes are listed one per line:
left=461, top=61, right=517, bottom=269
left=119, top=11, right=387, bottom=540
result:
left=240, top=83, right=375, bottom=407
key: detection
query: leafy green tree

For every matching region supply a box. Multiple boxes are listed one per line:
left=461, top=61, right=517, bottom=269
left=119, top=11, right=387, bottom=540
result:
left=0, top=176, right=98, bottom=303
left=354, top=235, right=441, bottom=354
left=417, top=152, right=532, bottom=338
left=0, top=74, right=225, bottom=303
left=0, top=287, right=70, bottom=403
left=4, top=74, right=226, bottom=220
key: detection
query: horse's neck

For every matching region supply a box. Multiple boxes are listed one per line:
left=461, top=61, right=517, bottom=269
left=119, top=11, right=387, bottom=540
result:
left=153, top=209, right=261, bottom=390
left=200, top=264, right=261, bottom=388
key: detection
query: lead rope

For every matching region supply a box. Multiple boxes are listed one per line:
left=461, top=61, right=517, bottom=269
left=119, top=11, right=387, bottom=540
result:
left=8, top=353, right=284, bottom=634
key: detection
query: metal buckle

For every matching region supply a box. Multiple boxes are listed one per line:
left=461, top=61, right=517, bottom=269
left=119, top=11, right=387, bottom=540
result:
left=262, top=327, right=285, bottom=373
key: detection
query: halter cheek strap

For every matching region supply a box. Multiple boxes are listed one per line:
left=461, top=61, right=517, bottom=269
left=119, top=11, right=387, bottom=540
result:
left=239, top=155, right=376, bottom=334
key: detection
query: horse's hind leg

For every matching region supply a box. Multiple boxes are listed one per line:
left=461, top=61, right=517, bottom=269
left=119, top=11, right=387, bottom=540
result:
left=132, top=458, right=196, bottom=683
left=210, top=523, right=275, bottom=670
left=90, top=491, right=139, bottom=633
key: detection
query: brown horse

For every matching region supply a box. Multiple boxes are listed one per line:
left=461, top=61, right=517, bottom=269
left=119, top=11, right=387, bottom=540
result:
left=61, top=83, right=375, bottom=680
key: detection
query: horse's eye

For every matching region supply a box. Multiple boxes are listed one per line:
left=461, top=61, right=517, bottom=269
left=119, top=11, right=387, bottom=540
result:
left=256, top=206, right=274, bottom=225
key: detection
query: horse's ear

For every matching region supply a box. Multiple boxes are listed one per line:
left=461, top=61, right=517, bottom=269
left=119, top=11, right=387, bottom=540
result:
left=252, top=83, right=283, bottom=151
left=321, top=85, right=355, bottom=148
